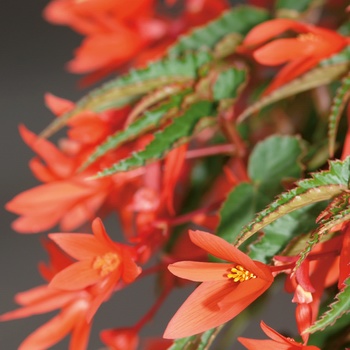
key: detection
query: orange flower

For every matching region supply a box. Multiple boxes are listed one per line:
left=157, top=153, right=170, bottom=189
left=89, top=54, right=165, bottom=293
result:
left=238, top=321, right=320, bottom=350
left=5, top=125, right=114, bottom=232
left=243, top=19, right=349, bottom=94
left=43, top=0, right=229, bottom=84
left=0, top=236, right=93, bottom=350
left=163, top=230, right=273, bottom=338
left=49, top=218, right=141, bottom=296
left=1, top=286, right=93, bottom=350
left=100, top=327, right=139, bottom=350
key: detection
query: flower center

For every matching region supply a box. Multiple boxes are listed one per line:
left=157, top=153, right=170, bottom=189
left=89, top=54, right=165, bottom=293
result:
left=227, top=265, right=256, bottom=282
left=92, top=252, right=120, bottom=277
left=297, top=33, right=320, bottom=43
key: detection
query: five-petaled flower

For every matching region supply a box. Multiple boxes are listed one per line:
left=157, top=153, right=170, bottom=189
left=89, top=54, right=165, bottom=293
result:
left=49, top=217, right=141, bottom=319
left=163, top=230, right=274, bottom=338
left=238, top=321, right=320, bottom=350
left=242, top=18, right=350, bottom=94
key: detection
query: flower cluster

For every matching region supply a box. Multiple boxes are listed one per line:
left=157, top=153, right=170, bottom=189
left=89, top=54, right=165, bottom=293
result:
left=4, top=0, right=350, bottom=349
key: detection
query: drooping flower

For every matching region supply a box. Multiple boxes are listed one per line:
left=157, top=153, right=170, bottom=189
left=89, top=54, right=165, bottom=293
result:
left=0, top=236, right=93, bottom=350
left=48, top=218, right=141, bottom=303
left=6, top=109, right=142, bottom=233
left=100, top=327, right=139, bottom=350
left=163, top=230, right=274, bottom=338
left=43, top=0, right=229, bottom=84
left=273, top=234, right=342, bottom=342
left=242, top=19, right=349, bottom=94
left=238, top=321, right=320, bottom=350
left=1, top=286, right=93, bottom=350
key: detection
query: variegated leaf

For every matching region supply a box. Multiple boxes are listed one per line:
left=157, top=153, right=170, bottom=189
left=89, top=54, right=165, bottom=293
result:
left=275, top=0, right=325, bottom=19
left=79, top=92, right=188, bottom=171
left=168, top=6, right=269, bottom=58
left=328, top=70, right=350, bottom=157
left=237, top=62, right=349, bottom=123
left=40, top=51, right=213, bottom=138
left=234, top=157, right=350, bottom=247
left=92, top=101, right=216, bottom=177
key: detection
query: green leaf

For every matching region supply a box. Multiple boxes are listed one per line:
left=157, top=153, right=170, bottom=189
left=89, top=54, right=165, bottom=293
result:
left=328, top=70, right=350, bottom=157
left=275, top=0, right=324, bottom=18
left=234, top=157, right=350, bottom=247
left=40, top=51, right=213, bottom=138
left=306, top=277, right=350, bottom=333
left=217, top=183, right=264, bottom=244
left=338, top=21, right=350, bottom=36
left=248, top=135, right=304, bottom=195
left=213, top=67, right=247, bottom=101
left=309, top=292, right=350, bottom=346
left=168, top=336, right=197, bottom=350
left=93, top=101, right=216, bottom=177
left=167, top=327, right=221, bottom=350
left=249, top=203, right=323, bottom=263
left=217, top=135, right=305, bottom=243
left=79, top=92, right=188, bottom=170
left=168, top=6, right=269, bottom=58
left=237, top=62, right=349, bottom=123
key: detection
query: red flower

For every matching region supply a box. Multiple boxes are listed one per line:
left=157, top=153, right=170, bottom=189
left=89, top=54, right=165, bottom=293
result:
left=43, top=0, right=229, bottom=84
left=49, top=218, right=141, bottom=303
left=100, top=327, right=139, bottom=350
left=163, top=230, right=273, bottom=338
left=238, top=321, right=320, bottom=350
left=0, top=236, right=94, bottom=350
left=243, top=19, right=349, bottom=94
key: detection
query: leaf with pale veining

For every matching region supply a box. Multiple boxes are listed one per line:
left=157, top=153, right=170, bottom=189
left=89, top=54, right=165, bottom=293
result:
left=93, top=101, right=216, bottom=177
left=40, top=51, right=212, bottom=138
left=237, top=62, right=349, bottom=123
left=168, top=6, right=269, bottom=58
left=275, top=0, right=325, bottom=19
left=328, top=70, right=350, bottom=157
left=234, top=157, right=350, bottom=247
left=79, top=92, right=188, bottom=170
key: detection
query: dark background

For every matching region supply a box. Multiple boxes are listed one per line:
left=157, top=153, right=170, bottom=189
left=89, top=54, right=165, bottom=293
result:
left=0, top=1, right=295, bottom=348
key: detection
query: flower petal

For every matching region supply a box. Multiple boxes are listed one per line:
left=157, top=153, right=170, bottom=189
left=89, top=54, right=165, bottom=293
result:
left=121, top=250, right=142, bottom=284
left=18, top=305, right=82, bottom=350
left=168, top=261, right=232, bottom=281
left=49, top=233, right=107, bottom=260
left=164, top=280, right=235, bottom=338
left=44, top=93, right=74, bottom=116
left=260, top=321, right=293, bottom=343
left=86, top=276, right=116, bottom=322
left=238, top=338, right=290, bottom=350
left=218, top=277, right=271, bottom=309
left=253, top=38, right=314, bottom=66
left=263, top=56, right=319, bottom=94
left=92, top=217, right=116, bottom=248
left=11, top=213, right=63, bottom=234
left=339, top=224, right=350, bottom=289
left=244, top=18, right=307, bottom=47
left=0, top=289, right=77, bottom=321
left=49, top=260, right=101, bottom=290
left=18, top=125, right=74, bottom=177
left=188, top=230, right=262, bottom=276
left=69, top=317, right=92, bottom=350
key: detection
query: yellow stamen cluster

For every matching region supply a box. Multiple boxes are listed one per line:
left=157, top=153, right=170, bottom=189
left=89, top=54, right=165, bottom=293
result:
left=93, top=252, right=120, bottom=277
left=227, top=265, right=256, bottom=282
left=297, top=33, right=320, bottom=43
